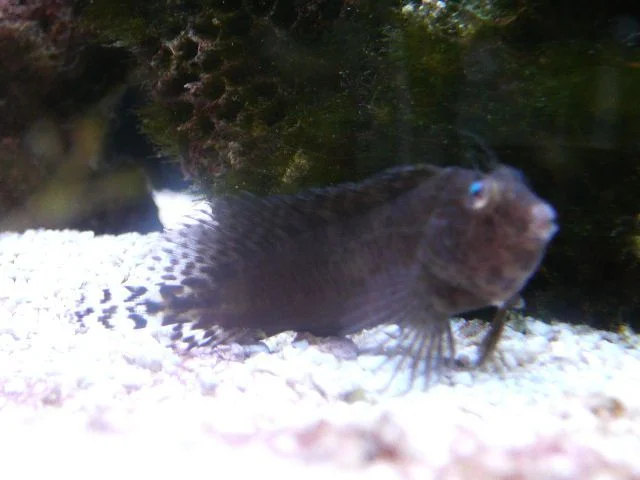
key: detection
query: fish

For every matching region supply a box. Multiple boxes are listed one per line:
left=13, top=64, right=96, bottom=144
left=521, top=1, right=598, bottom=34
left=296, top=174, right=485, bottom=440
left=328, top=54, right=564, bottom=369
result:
left=76, top=163, right=557, bottom=386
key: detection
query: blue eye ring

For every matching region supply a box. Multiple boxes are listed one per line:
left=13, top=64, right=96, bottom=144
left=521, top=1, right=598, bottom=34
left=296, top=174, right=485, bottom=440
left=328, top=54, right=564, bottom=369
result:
left=467, top=179, right=491, bottom=209
left=469, top=181, right=484, bottom=197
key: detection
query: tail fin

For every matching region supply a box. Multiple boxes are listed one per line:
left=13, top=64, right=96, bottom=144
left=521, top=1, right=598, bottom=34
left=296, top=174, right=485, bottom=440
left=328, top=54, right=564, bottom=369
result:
left=72, top=202, right=247, bottom=349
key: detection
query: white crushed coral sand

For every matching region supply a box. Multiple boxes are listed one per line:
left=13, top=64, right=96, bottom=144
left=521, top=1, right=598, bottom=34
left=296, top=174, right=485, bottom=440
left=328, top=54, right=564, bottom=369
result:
left=1, top=222, right=639, bottom=479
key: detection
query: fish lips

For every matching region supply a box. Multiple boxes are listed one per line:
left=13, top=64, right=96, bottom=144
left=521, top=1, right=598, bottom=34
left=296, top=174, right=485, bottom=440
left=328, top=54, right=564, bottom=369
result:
left=529, top=201, right=558, bottom=242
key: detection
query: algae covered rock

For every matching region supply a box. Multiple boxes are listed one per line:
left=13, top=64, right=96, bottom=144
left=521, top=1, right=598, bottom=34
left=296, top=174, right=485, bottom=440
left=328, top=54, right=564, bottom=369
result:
left=79, top=0, right=405, bottom=194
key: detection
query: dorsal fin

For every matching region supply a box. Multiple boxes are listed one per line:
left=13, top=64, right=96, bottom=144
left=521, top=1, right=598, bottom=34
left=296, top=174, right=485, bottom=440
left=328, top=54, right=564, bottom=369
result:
left=217, top=164, right=441, bottom=229
left=168, top=164, right=443, bottom=264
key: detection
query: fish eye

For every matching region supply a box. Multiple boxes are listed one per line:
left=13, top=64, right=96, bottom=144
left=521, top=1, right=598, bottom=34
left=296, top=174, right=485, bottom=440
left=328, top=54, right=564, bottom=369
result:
left=467, top=180, right=491, bottom=209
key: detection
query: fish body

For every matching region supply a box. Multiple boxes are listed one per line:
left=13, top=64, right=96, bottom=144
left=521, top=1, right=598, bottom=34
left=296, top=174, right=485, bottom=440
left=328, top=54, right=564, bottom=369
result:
left=77, top=164, right=557, bottom=380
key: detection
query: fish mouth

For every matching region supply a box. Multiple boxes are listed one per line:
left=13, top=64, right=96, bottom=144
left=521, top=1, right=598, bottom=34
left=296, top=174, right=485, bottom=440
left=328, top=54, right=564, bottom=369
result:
left=530, top=202, right=558, bottom=241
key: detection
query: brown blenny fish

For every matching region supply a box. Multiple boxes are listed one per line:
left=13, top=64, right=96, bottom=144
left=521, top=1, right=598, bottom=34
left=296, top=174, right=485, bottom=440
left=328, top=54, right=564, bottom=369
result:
left=76, top=164, right=557, bottom=384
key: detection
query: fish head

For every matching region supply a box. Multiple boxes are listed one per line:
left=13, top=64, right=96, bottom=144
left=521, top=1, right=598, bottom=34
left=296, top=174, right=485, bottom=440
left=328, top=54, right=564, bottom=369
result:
left=418, top=165, right=557, bottom=312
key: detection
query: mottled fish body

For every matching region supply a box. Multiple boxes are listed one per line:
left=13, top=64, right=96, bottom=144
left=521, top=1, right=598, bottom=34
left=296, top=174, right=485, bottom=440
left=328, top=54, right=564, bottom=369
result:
left=76, top=163, right=557, bottom=383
